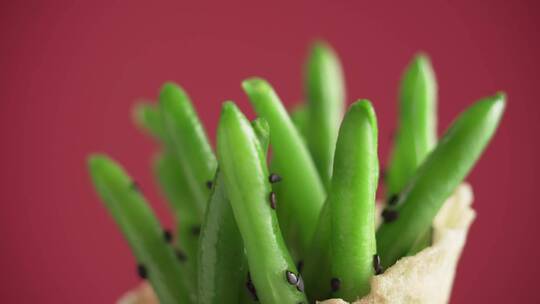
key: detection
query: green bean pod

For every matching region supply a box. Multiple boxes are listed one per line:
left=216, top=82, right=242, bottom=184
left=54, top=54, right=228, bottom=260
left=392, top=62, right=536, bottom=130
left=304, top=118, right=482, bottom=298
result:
left=238, top=117, right=272, bottom=304
left=386, top=54, right=437, bottom=196
left=159, top=82, right=217, bottom=214
left=305, top=41, right=345, bottom=188
left=133, top=102, right=166, bottom=140
left=290, top=104, right=308, bottom=143
left=377, top=94, right=506, bottom=268
left=197, top=119, right=270, bottom=304
left=217, top=101, right=307, bottom=304
left=88, top=155, right=189, bottom=304
left=242, top=78, right=326, bottom=258
left=153, top=153, right=201, bottom=219
left=303, top=201, right=332, bottom=302
left=407, top=229, right=432, bottom=255
left=153, top=152, right=202, bottom=301
left=330, top=100, right=378, bottom=300
left=197, top=170, right=246, bottom=304
left=304, top=101, right=378, bottom=302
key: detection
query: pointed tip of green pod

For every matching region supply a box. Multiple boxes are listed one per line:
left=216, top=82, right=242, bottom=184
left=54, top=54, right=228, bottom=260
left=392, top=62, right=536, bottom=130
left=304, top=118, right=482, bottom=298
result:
left=132, top=102, right=164, bottom=139
left=474, top=92, right=506, bottom=117
left=494, top=91, right=507, bottom=104
left=241, top=77, right=272, bottom=97
left=306, top=39, right=344, bottom=93
left=218, top=100, right=260, bottom=140
left=218, top=100, right=262, bottom=162
left=483, top=92, right=506, bottom=122
left=348, top=99, right=377, bottom=135
left=219, top=101, right=251, bottom=135
left=406, top=53, right=436, bottom=82
left=87, top=154, right=123, bottom=178
left=412, top=52, right=431, bottom=65
left=221, top=99, right=236, bottom=111
left=220, top=100, right=242, bottom=120
left=159, top=82, right=190, bottom=109
left=349, top=99, right=374, bottom=116
left=87, top=154, right=131, bottom=191
left=132, top=102, right=150, bottom=125
left=87, top=153, right=110, bottom=174
left=309, top=40, right=336, bottom=57
left=161, top=81, right=185, bottom=93
left=308, top=40, right=343, bottom=72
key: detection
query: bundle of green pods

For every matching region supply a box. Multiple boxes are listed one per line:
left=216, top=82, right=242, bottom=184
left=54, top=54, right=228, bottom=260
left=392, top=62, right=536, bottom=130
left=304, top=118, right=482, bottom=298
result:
left=88, top=41, right=505, bottom=304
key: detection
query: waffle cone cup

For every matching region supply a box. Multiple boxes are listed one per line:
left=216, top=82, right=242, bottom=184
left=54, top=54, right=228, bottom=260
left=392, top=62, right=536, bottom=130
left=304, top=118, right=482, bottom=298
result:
left=118, top=183, right=475, bottom=304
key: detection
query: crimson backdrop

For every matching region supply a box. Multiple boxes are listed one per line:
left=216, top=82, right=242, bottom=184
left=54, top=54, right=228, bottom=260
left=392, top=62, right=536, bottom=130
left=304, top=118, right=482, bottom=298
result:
left=1, top=1, right=539, bottom=303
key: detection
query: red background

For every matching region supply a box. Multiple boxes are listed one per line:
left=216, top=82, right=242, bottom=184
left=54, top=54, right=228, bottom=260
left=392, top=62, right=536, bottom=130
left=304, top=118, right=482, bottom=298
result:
left=1, top=1, right=538, bottom=302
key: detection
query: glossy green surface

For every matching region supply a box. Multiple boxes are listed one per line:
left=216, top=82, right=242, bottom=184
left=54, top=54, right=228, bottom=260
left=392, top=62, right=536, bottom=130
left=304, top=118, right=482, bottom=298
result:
left=330, top=100, right=378, bottom=300
left=88, top=46, right=508, bottom=304
left=290, top=104, right=308, bottom=143
left=88, top=155, right=189, bottom=304
left=243, top=78, right=325, bottom=258
left=217, top=102, right=307, bottom=304
left=154, top=154, right=200, bottom=300
left=153, top=153, right=202, bottom=220
left=303, top=200, right=332, bottom=302
left=159, top=82, right=217, bottom=214
left=197, top=170, right=246, bottom=304
left=305, top=41, right=345, bottom=188
left=386, top=54, right=437, bottom=196
left=304, top=101, right=378, bottom=302
left=377, top=94, right=506, bottom=268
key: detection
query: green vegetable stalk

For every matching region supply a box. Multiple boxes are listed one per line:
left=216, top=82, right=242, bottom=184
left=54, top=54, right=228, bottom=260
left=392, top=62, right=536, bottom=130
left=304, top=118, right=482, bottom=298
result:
left=304, top=100, right=378, bottom=302
left=329, top=100, right=378, bottom=301
left=304, top=41, right=345, bottom=188
left=386, top=54, right=437, bottom=197
left=217, top=102, right=307, bottom=303
left=386, top=54, right=438, bottom=253
left=197, top=170, right=246, bottom=304
left=377, top=94, right=505, bottom=268
left=159, top=83, right=217, bottom=218
left=88, top=155, right=189, bottom=303
left=87, top=42, right=505, bottom=304
left=243, top=78, right=325, bottom=258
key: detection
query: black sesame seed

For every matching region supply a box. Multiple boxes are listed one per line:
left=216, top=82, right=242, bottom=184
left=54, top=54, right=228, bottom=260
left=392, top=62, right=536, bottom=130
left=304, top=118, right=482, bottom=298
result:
left=285, top=270, right=298, bottom=285
left=163, top=229, right=173, bottom=243
left=246, top=272, right=258, bottom=301
left=269, top=192, right=277, bottom=209
left=295, top=275, right=304, bottom=292
left=191, top=225, right=201, bottom=236
left=382, top=208, right=399, bottom=222
left=296, top=260, right=304, bottom=273
left=330, top=277, right=341, bottom=292
left=175, top=249, right=187, bottom=262
left=268, top=173, right=282, bottom=183
left=387, top=194, right=398, bottom=206
left=373, top=254, right=383, bottom=275
left=137, top=264, right=147, bottom=279
left=206, top=180, right=213, bottom=189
